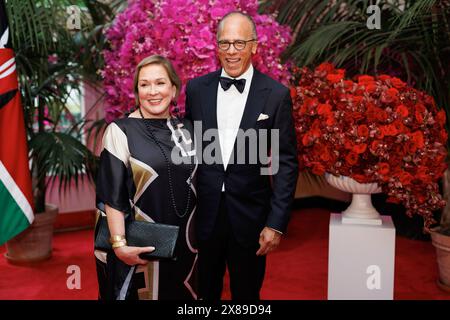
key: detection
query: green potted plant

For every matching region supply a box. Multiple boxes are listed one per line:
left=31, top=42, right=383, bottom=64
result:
left=3, top=0, right=104, bottom=263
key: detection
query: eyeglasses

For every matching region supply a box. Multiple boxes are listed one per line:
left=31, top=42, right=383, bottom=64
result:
left=217, top=39, right=256, bottom=51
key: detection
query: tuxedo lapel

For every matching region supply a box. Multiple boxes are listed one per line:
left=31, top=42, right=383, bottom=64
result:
left=200, top=69, right=221, bottom=131
left=200, top=69, right=225, bottom=170
left=229, top=69, right=270, bottom=162
left=239, top=69, right=270, bottom=132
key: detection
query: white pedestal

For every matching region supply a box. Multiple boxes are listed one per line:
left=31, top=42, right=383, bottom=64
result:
left=328, top=213, right=396, bottom=300
left=342, top=215, right=382, bottom=225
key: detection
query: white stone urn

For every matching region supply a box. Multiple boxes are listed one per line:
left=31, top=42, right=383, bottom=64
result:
left=325, top=173, right=383, bottom=225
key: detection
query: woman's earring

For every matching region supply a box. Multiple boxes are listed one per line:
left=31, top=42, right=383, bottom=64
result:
left=172, top=100, right=179, bottom=114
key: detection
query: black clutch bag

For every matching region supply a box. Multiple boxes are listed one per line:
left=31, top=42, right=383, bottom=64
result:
left=94, top=215, right=179, bottom=260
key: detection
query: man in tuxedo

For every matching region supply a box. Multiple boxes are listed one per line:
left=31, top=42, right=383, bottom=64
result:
left=185, top=11, right=298, bottom=300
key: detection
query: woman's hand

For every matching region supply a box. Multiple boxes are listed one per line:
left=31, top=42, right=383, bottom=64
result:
left=113, top=245, right=155, bottom=266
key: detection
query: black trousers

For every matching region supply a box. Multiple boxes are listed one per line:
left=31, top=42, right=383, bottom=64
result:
left=198, top=193, right=266, bottom=300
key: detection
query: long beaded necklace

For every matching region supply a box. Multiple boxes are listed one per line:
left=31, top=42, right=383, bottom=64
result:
left=139, top=107, right=194, bottom=218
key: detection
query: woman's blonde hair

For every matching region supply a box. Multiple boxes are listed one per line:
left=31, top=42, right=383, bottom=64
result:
left=133, top=55, right=181, bottom=107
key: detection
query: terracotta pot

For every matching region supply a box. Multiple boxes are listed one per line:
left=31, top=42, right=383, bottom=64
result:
left=5, top=204, right=58, bottom=264
left=430, top=228, right=450, bottom=292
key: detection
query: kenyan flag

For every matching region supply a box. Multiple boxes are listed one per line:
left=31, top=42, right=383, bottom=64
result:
left=0, top=0, right=34, bottom=245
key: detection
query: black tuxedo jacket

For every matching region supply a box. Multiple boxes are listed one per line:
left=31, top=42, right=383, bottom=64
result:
left=185, top=68, right=298, bottom=247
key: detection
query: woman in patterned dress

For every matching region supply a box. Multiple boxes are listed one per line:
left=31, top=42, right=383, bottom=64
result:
left=95, top=55, right=198, bottom=300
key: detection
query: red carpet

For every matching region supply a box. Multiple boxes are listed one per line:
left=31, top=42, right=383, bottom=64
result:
left=0, top=208, right=449, bottom=300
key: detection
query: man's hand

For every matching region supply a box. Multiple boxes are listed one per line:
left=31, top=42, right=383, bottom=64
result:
left=256, top=227, right=282, bottom=256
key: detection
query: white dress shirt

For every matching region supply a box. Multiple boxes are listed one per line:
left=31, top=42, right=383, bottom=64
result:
left=217, top=64, right=254, bottom=191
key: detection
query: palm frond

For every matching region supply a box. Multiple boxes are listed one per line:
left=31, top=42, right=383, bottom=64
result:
left=29, top=132, right=98, bottom=194
left=6, top=0, right=67, bottom=55
left=288, top=21, right=362, bottom=66
left=269, top=0, right=449, bottom=106
left=4, top=0, right=121, bottom=211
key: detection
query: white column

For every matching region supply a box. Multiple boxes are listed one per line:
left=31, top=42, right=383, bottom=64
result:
left=328, top=213, right=396, bottom=300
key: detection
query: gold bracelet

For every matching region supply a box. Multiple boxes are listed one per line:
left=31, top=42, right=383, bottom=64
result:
left=110, top=234, right=126, bottom=244
left=111, top=240, right=127, bottom=249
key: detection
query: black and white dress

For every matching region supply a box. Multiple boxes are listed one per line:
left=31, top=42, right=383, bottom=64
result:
left=94, top=116, right=197, bottom=300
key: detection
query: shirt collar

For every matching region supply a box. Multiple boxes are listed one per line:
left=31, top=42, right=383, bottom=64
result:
left=220, top=64, right=254, bottom=93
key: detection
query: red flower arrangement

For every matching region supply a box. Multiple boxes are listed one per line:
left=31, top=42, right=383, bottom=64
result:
left=292, top=63, right=448, bottom=229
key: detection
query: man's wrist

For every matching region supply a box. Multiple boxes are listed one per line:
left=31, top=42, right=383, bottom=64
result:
left=267, top=227, right=283, bottom=235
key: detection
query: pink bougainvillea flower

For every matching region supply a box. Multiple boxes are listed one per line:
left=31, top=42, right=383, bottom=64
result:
left=102, top=0, right=292, bottom=121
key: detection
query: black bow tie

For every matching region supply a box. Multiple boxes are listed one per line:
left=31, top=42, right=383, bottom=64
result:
left=219, top=77, right=246, bottom=93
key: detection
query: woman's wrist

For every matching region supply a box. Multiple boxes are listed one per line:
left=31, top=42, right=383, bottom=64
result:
left=110, top=234, right=127, bottom=249
left=112, top=240, right=127, bottom=249
left=110, top=234, right=126, bottom=243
